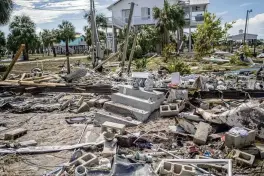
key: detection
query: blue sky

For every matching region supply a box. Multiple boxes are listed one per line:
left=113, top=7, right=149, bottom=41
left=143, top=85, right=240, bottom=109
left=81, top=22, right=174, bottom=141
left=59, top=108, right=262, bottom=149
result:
left=0, top=0, right=264, bottom=38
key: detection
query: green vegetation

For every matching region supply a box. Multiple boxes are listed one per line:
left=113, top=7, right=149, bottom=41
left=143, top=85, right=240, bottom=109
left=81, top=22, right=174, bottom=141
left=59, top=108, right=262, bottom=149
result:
left=7, top=15, right=36, bottom=60
left=193, top=12, right=234, bottom=59
left=41, top=29, right=58, bottom=57
left=0, top=31, right=6, bottom=58
left=0, top=0, right=13, bottom=25
left=167, top=60, right=191, bottom=74
left=134, top=58, right=149, bottom=71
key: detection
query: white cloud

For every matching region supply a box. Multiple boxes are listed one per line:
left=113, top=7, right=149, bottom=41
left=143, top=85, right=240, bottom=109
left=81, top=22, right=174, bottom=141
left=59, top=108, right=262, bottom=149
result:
left=240, top=2, right=253, bottom=7
left=228, top=13, right=264, bottom=39
left=216, top=11, right=228, bottom=16
left=12, top=0, right=111, bottom=24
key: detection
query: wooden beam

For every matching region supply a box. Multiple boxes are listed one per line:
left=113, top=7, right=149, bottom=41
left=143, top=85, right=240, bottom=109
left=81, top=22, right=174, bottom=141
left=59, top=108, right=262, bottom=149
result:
left=93, top=52, right=120, bottom=71
left=2, top=44, right=25, bottom=81
left=127, top=33, right=138, bottom=74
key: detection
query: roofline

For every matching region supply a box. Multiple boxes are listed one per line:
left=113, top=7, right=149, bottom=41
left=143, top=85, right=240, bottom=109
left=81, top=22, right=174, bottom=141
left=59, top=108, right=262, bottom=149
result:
left=107, top=0, right=122, bottom=10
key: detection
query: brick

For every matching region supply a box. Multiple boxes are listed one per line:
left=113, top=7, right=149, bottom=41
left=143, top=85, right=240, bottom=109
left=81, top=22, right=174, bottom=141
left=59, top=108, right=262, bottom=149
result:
left=19, top=140, right=37, bottom=147
left=225, top=127, right=256, bottom=149
left=160, top=162, right=196, bottom=176
left=69, top=153, right=98, bottom=167
left=101, top=121, right=125, bottom=135
left=193, top=122, right=211, bottom=145
left=4, top=128, right=27, bottom=140
left=160, top=104, right=179, bottom=117
left=233, top=150, right=255, bottom=166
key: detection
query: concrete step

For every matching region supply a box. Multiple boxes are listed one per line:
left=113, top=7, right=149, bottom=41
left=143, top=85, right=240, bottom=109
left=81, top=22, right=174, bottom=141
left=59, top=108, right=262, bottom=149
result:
left=95, top=110, right=142, bottom=127
left=103, top=101, right=150, bottom=122
left=119, top=85, right=164, bottom=101
left=112, top=93, right=161, bottom=112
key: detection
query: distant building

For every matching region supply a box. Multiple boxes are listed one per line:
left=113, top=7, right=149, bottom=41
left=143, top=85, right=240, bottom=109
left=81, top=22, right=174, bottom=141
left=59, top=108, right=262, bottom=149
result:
left=228, top=29, right=258, bottom=42
left=107, top=0, right=210, bottom=52
left=54, top=33, right=88, bottom=54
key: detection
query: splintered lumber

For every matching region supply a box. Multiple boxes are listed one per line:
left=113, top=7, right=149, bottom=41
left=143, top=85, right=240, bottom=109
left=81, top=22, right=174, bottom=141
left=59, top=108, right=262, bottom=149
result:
left=0, top=81, right=114, bottom=94
left=93, top=52, right=120, bottom=71
left=2, top=44, right=25, bottom=81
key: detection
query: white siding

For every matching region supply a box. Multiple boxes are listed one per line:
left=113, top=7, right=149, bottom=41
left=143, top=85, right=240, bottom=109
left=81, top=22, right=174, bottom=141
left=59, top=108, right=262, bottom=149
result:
left=111, top=0, right=164, bottom=25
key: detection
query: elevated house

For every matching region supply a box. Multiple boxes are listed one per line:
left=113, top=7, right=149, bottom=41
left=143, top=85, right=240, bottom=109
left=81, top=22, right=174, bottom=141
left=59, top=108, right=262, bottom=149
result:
left=54, top=33, right=88, bottom=55
left=107, top=0, right=210, bottom=52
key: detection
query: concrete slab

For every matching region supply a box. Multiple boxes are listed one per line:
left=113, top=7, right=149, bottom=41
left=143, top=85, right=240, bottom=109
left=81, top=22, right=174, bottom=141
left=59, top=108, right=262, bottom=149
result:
left=194, top=122, right=211, bottom=145
left=103, top=101, right=150, bottom=122
left=19, top=140, right=37, bottom=147
left=95, top=110, right=142, bottom=127
left=112, top=93, right=162, bottom=112
left=119, top=85, right=164, bottom=101
left=77, top=102, right=90, bottom=113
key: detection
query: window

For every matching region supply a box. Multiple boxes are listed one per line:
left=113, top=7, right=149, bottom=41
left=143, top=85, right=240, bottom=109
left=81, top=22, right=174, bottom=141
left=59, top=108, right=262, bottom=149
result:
left=122, top=9, right=130, bottom=23
left=141, top=7, right=151, bottom=20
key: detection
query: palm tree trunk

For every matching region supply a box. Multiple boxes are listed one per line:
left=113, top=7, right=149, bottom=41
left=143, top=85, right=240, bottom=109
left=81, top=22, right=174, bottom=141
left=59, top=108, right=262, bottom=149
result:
left=66, top=40, right=70, bottom=74
left=24, top=43, right=29, bottom=61
left=51, top=43, right=56, bottom=57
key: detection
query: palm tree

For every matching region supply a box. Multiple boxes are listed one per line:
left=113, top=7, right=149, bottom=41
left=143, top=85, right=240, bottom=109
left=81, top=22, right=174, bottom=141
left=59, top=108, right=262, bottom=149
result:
left=84, top=13, right=107, bottom=30
left=9, top=15, right=36, bottom=60
left=57, top=21, right=76, bottom=56
left=153, top=0, right=185, bottom=49
left=0, top=31, right=6, bottom=58
left=41, top=29, right=58, bottom=57
left=0, top=0, right=13, bottom=25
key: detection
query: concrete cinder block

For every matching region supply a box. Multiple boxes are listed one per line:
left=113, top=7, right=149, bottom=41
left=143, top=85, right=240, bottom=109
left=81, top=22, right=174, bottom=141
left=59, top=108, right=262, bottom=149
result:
left=69, top=153, right=98, bottom=167
left=19, top=140, right=37, bottom=147
left=119, top=85, right=164, bottom=101
left=160, top=104, right=179, bottom=117
left=194, top=122, right=211, bottom=145
left=102, top=139, right=117, bottom=157
left=195, top=155, right=227, bottom=170
left=4, top=128, right=27, bottom=140
left=233, top=150, right=255, bottom=166
left=101, top=121, right=125, bottom=135
left=160, top=162, right=196, bottom=176
left=256, top=144, right=264, bottom=159
left=112, top=93, right=162, bottom=112
left=225, top=127, right=256, bottom=149
left=95, top=110, right=142, bottom=127
left=103, top=101, right=150, bottom=122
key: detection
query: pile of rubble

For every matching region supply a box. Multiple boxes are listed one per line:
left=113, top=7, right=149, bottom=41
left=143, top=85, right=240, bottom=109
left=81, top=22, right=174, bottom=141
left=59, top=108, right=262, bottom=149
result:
left=1, top=68, right=264, bottom=176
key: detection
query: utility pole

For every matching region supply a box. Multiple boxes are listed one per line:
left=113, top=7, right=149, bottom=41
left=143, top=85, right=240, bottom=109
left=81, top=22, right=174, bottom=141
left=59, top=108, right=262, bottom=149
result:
left=243, top=9, right=252, bottom=45
left=121, top=2, right=135, bottom=74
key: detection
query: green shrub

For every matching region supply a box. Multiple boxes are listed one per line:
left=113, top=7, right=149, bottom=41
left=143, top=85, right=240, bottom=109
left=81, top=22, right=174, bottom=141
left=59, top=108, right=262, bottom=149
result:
left=134, top=45, right=143, bottom=58
left=202, top=64, right=213, bottom=70
left=166, top=60, right=191, bottom=74
left=134, top=58, right=149, bottom=71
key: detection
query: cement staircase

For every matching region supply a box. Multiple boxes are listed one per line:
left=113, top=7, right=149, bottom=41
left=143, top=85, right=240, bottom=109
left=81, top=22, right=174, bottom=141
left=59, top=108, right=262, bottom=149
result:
left=95, top=85, right=165, bottom=126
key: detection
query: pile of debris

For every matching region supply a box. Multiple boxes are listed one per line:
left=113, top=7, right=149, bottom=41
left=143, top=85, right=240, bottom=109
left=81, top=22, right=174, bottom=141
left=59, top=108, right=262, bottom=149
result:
left=1, top=68, right=264, bottom=176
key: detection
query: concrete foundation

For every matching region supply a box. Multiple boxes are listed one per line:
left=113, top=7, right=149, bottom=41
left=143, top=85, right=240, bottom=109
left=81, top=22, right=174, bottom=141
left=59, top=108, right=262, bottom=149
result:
left=194, top=122, right=211, bottom=145
left=112, top=93, right=161, bottom=112
left=95, top=110, right=142, bottom=127
left=225, top=127, right=256, bottom=149
left=104, top=101, right=150, bottom=122
left=119, top=85, right=164, bottom=101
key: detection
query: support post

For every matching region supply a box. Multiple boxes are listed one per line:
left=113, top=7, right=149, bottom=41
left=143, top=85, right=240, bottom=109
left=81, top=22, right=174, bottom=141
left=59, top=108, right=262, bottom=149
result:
left=2, top=44, right=25, bottom=81
left=90, top=0, right=95, bottom=68
left=188, top=5, right=192, bottom=52
left=121, top=2, right=135, bottom=74
left=127, top=33, right=137, bottom=74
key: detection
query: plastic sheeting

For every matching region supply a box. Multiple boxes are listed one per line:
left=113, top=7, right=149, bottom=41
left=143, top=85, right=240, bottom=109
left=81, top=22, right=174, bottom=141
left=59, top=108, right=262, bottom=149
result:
left=110, top=155, right=155, bottom=176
